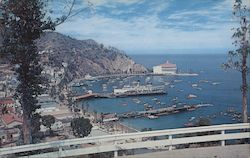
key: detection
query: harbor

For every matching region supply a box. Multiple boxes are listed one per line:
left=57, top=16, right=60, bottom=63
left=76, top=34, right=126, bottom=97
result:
left=70, top=55, right=250, bottom=131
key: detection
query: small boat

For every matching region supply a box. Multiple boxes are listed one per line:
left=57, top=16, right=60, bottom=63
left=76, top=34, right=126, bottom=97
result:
left=156, top=101, right=161, bottom=104
left=189, top=117, right=196, bottom=121
left=174, top=80, right=182, bottom=83
left=147, top=115, right=158, bottom=119
left=132, top=98, right=141, bottom=104
left=145, top=105, right=153, bottom=110
left=192, top=84, right=198, bottom=87
left=164, top=82, right=170, bottom=86
left=135, top=100, right=141, bottom=104
left=102, top=85, right=107, bottom=91
left=184, top=122, right=194, bottom=127
left=187, top=94, right=197, bottom=99
left=152, top=98, right=158, bottom=101
left=194, top=87, right=202, bottom=90
left=172, top=97, right=178, bottom=102
left=170, top=85, right=175, bottom=88
left=172, top=110, right=179, bottom=113
left=212, top=82, right=220, bottom=85
left=187, top=107, right=196, bottom=111
left=199, top=80, right=210, bottom=83
left=145, top=77, right=151, bottom=82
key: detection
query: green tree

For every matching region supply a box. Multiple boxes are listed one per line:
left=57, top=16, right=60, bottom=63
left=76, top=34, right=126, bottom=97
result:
left=71, top=117, right=92, bottom=138
left=194, top=117, right=211, bottom=127
left=31, top=113, right=42, bottom=143
left=1, top=0, right=48, bottom=144
left=0, top=0, right=83, bottom=144
left=42, top=115, right=55, bottom=134
left=224, top=0, right=249, bottom=123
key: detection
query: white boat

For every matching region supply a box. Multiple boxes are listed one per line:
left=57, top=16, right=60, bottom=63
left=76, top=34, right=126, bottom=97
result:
left=212, top=82, right=220, bottom=85
left=170, top=85, right=175, bottom=88
left=187, top=94, right=197, bottom=99
left=145, top=76, right=151, bottom=82
left=192, top=84, right=198, bottom=87
left=152, top=98, right=158, bottom=101
left=199, top=80, right=210, bottom=83
left=174, top=80, right=182, bottom=83
left=172, top=97, right=178, bottom=101
left=164, top=82, right=170, bottom=86
left=189, top=117, right=196, bottom=121
left=194, top=87, right=202, bottom=90
left=102, top=84, right=107, bottom=91
left=147, top=115, right=158, bottom=119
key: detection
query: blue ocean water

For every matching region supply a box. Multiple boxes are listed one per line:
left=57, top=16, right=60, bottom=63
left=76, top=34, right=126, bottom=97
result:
left=77, top=54, right=250, bottom=130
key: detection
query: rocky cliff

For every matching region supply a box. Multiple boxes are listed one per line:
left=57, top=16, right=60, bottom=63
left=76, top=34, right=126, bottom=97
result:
left=36, top=32, right=147, bottom=83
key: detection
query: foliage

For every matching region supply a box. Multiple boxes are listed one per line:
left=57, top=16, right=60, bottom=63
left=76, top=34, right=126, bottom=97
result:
left=71, top=117, right=92, bottom=138
left=0, top=0, right=83, bottom=144
left=31, top=113, right=42, bottom=137
left=42, top=115, right=55, bottom=130
left=223, top=0, right=249, bottom=123
left=194, top=117, right=211, bottom=127
left=0, top=0, right=48, bottom=144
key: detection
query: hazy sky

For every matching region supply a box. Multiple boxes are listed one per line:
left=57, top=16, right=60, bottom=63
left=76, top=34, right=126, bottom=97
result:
left=55, top=0, right=246, bottom=54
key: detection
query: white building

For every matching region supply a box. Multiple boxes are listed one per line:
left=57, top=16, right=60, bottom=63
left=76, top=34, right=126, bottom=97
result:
left=153, top=61, right=177, bottom=74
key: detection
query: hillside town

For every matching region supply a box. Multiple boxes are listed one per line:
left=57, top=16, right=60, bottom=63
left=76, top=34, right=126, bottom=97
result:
left=0, top=49, right=139, bottom=147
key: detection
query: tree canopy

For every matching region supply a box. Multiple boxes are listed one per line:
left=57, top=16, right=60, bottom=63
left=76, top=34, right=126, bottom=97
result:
left=42, top=115, right=56, bottom=130
left=0, top=0, right=79, bottom=144
left=71, top=117, right=92, bottom=138
left=224, top=0, right=249, bottom=123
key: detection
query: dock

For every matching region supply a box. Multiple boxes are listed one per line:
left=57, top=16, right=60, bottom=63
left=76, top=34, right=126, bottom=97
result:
left=73, top=93, right=98, bottom=100
left=118, top=104, right=213, bottom=119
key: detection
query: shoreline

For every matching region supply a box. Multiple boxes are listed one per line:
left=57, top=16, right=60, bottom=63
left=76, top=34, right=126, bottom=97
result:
left=70, top=72, right=198, bottom=85
left=117, top=121, right=140, bottom=133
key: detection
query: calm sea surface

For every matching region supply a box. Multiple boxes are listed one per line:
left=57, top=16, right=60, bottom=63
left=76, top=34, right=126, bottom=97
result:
left=76, top=54, right=250, bottom=130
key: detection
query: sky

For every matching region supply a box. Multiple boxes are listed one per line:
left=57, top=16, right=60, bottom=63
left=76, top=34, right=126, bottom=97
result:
left=54, top=0, right=248, bottom=54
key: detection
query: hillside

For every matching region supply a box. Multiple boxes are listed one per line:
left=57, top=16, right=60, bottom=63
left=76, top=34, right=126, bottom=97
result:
left=36, top=32, right=147, bottom=83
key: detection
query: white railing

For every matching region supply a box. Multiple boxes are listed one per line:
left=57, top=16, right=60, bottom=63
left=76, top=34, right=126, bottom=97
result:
left=0, top=123, right=249, bottom=158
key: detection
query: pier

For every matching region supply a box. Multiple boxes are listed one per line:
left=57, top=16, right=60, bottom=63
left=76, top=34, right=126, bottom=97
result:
left=73, top=93, right=98, bottom=100
left=118, top=104, right=213, bottom=119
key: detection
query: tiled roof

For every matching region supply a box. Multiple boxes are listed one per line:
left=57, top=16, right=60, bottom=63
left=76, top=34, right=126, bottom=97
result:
left=0, top=99, right=15, bottom=105
left=160, top=61, right=176, bottom=68
left=1, top=114, right=23, bottom=125
left=0, top=107, right=16, bottom=113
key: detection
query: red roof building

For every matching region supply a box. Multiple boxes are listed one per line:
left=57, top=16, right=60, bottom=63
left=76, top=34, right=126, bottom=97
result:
left=0, top=98, right=15, bottom=107
left=160, top=61, right=177, bottom=68
left=0, top=107, right=16, bottom=114
left=153, top=61, right=177, bottom=75
left=1, top=114, right=23, bottom=128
